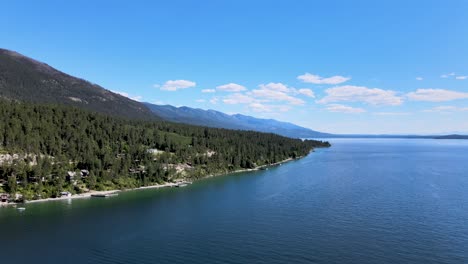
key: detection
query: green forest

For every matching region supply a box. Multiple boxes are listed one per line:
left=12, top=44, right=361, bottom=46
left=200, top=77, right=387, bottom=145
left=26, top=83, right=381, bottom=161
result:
left=0, top=100, right=330, bottom=201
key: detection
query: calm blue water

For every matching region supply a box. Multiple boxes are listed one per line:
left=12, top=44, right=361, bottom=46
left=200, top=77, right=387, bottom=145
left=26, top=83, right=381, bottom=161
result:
left=1, top=139, right=468, bottom=264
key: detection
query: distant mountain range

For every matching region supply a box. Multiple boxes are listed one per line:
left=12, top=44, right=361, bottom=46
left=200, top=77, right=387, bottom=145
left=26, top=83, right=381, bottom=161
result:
left=0, top=48, right=330, bottom=138
left=434, top=134, right=468, bottom=139
left=0, top=48, right=155, bottom=120
left=144, top=103, right=331, bottom=138
left=1, top=48, right=466, bottom=140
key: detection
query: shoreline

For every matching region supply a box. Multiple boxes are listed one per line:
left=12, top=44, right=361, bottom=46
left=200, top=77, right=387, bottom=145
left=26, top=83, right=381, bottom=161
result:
left=24, top=181, right=184, bottom=205
left=1, top=156, right=302, bottom=206
left=202, top=157, right=296, bottom=180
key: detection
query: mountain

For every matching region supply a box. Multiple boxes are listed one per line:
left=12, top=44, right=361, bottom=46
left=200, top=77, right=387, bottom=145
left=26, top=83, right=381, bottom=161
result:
left=144, top=103, right=331, bottom=138
left=0, top=48, right=155, bottom=119
left=0, top=48, right=329, bottom=138
left=434, top=134, right=468, bottom=139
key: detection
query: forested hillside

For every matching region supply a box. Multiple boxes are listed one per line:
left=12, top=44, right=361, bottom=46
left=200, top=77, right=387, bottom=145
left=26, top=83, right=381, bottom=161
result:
left=0, top=48, right=155, bottom=119
left=0, top=101, right=330, bottom=200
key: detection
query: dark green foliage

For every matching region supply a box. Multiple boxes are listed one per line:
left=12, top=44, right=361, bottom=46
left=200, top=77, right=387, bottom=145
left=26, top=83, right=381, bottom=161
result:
left=0, top=100, right=330, bottom=200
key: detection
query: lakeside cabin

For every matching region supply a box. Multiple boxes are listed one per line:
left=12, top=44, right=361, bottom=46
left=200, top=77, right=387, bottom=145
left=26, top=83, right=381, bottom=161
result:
left=1, top=194, right=9, bottom=203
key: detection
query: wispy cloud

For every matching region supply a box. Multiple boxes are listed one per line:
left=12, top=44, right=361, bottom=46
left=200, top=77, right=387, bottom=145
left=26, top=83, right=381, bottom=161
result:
left=251, top=83, right=305, bottom=105
left=202, top=89, right=216, bottom=93
left=195, top=99, right=206, bottom=103
left=373, top=112, right=411, bottom=116
left=221, top=83, right=306, bottom=106
left=209, top=97, right=219, bottom=104
left=111, top=90, right=143, bottom=102
left=406, top=89, right=468, bottom=102
left=440, top=72, right=466, bottom=80
left=216, top=83, right=247, bottom=92
left=325, top=104, right=366, bottom=113
left=318, top=85, right=403, bottom=106
left=441, top=72, right=456, bottom=78
left=297, top=73, right=350, bottom=85
left=423, top=106, right=468, bottom=112
left=297, top=88, right=315, bottom=98
left=249, top=103, right=291, bottom=113
left=223, top=93, right=255, bottom=104
left=258, top=83, right=290, bottom=92
left=218, top=82, right=307, bottom=113
left=416, top=77, right=423, bottom=81
left=159, top=80, right=196, bottom=91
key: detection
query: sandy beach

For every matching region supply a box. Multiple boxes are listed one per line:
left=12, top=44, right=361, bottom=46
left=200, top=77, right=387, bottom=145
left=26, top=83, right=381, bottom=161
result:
left=25, top=190, right=122, bottom=204
left=25, top=181, right=185, bottom=204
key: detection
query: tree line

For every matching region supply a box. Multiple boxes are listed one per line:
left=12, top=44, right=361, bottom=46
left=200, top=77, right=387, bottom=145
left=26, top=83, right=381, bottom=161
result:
left=0, top=100, right=330, bottom=200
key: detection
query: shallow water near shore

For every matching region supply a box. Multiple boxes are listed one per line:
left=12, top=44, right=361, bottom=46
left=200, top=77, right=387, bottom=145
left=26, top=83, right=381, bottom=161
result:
left=1, top=138, right=468, bottom=264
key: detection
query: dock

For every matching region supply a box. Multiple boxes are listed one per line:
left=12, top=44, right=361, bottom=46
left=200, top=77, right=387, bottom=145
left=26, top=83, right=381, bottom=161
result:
left=91, top=192, right=119, bottom=198
left=174, top=181, right=192, bottom=188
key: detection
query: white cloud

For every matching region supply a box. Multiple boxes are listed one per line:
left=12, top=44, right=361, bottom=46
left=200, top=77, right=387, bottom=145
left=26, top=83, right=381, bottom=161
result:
left=159, top=80, right=196, bottom=91
left=441, top=72, right=457, bottom=79
left=250, top=88, right=305, bottom=105
left=216, top=83, right=247, bottom=92
left=195, top=99, right=206, bottom=103
left=406, top=89, right=468, bottom=102
left=131, top=96, right=143, bottom=102
left=318, top=85, right=403, bottom=106
left=456, top=76, right=467, bottom=80
left=220, top=82, right=306, bottom=107
left=258, top=82, right=290, bottom=92
left=208, top=82, right=315, bottom=114
left=111, top=90, right=143, bottom=102
left=209, top=97, right=219, bottom=104
left=223, top=93, right=255, bottom=104
left=416, top=77, right=423, bottom=81
left=373, top=112, right=411, bottom=116
left=112, top=90, right=129, bottom=97
left=249, top=83, right=305, bottom=105
left=325, top=104, right=366, bottom=114
left=202, top=89, right=216, bottom=93
left=297, top=73, right=350, bottom=85
left=297, top=88, right=315, bottom=98
left=249, top=103, right=291, bottom=113
left=423, top=106, right=468, bottom=112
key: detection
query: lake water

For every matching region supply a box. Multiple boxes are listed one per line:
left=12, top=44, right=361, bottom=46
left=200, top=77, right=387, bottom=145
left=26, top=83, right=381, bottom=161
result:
left=1, top=139, right=468, bottom=264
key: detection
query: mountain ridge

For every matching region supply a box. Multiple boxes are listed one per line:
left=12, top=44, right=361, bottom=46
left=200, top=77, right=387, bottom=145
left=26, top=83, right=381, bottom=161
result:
left=0, top=48, right=155, bottom=120
left=144, top=103, right=331, bottom=138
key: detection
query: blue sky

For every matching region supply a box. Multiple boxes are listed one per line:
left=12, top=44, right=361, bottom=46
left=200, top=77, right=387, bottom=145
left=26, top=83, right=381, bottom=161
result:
left=2, top=0, right=468, bottom=134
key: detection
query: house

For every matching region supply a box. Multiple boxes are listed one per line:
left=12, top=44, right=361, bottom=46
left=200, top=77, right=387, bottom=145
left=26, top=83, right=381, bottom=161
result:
left=1, top=194, right=9, bottom=203
left=60, top=191, right=72, bottom=198
left=67, top=171, right=77, bottom=182
left=80, top=169, right=90, bottom=177
left=147, top=148, right=163, bottom=155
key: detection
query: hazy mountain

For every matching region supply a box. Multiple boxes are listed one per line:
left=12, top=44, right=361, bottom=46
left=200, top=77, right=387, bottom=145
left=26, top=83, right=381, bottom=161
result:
left=0, top=48, right=155, bottom=119
left=434, top=134, right=468, bottom=139
left=144, top=103, right=331, bottom=138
